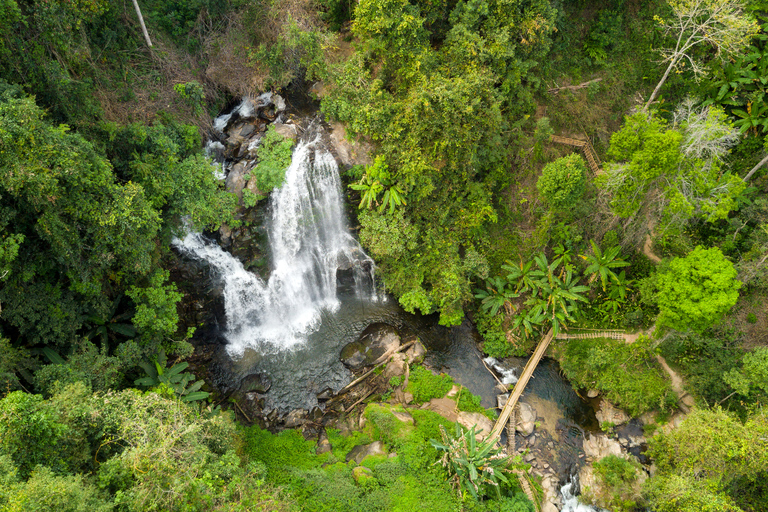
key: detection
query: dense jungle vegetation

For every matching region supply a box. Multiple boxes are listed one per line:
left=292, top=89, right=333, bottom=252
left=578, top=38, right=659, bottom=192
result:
left=1, top=0, right=768, bottom=510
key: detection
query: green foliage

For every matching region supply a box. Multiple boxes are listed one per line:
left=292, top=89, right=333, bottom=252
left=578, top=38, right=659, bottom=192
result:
left=600, top=108, right=745, bottom=231
left=431, top=423, right=516, bottom=500
left=536, top=153, right=587, bottom=209
left=126, top=269, right=185, bottom=345
left=0, top=464, right=112, bottom=512
left=134, top=350, right=209, bottom=402
left=250, top=125, right=295, bottom=193
left=33, top=338, right=127, bottom=394
left=645, top=407, right=768, bottom=511
left=659, top=330, right=742, bottom=406
left=723, top=347, right=768, bottom=399
left=656, top=246, right=741, bottom=332
left=0, top=338, right=32, bottom=392
left=586, top=455, right=642, bottom=512
left=173, top=81, right=205, bottom=116
left=560, top=336, right=676, bottom=416
left=581, top=240, right=630, bottom=292
left=323, top=0, right=557, bottom=325
left=406, top=366, right=454, bottom=403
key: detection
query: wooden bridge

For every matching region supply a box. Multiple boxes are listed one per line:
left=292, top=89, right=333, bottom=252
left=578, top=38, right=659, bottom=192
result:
left=488, top=328, right=555, bottom=443
left=550, top=135, right=603, bottom=175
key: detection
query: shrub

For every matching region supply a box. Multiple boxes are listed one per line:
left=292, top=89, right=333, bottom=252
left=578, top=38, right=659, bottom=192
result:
left=536, top=153, right=587, bottom=209
left=585, top=455, right=643, bottom=512
left=251, top=125, right=295, bottom=193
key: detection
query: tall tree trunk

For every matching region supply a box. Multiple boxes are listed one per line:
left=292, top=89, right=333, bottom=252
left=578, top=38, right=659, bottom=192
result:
left=644, top=58, right=677, bottom=112
left=743, top=153, right=768, bottom=182
left=131, top=0, right=153, bottom=48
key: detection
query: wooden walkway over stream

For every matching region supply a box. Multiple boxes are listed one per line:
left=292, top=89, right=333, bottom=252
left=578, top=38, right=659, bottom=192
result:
left=488, top=329, right=555, bottom=443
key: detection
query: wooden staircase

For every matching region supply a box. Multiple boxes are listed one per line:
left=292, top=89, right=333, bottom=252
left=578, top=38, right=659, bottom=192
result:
left=549, top=135, right=603, bottom=175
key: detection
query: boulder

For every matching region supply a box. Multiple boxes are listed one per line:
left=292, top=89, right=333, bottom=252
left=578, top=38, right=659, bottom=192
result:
left=582, top=433, right=624, bottom=461
left=405, top=339, right=427, bottom=363
left=346, top=441, right=387, bottom=464
left=316, top=431, right=332, bottom=455
left=457, top=412, right=494, bottom=440
left=340, top=323, right=401, bottom=370
left=219, top=223, right=233, bottom=248
left=352, top=466, right=374, bottom=484
left=283, top=409, right=308, bottom=429
left=391, top=410, right=414, bottom=425
left=424, top=397, right=458, bottom=423
left=587, top=389, right=600, bottom=398
left=329, top=121, right=372, bottom=167
left=225, top=162, right=249, bottom=200
left=239, top=373, right=271, bottom=394
left=516, top=402, right=537, bottom=436
left=272, top=122, right=298, bottom=141
left=382, top=352, right=407, bottom=380
left=595, top=399, right=630, bottom=427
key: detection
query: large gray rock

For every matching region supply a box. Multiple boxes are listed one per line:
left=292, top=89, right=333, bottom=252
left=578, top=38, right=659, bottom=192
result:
left=272, top=122, right=298, bottom=141
left=582, top=433, right=624, bottom=461
left=346, top=441, right=387, bottom=464
left=239, top=373, right=271, bottom=394
left=329, top=121, right=372, bottom=167
left=283, top=409, right=308, bottom=428
left=595, top=399, right=630, bottom=427
left=457, top=412, right=494, bottom=440
left=225, top=162, right=249, bottom=200
left=516, top=402, right=537, bottom=436
left=340, top=323, right=401, bottom=370
left=382, top=352, right=407, bottom=380
left=405, top=339, right=427, bottom=363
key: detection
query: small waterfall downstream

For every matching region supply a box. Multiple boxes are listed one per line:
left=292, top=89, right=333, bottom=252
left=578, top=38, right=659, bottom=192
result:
left=174, top=133, right=377, bottom=356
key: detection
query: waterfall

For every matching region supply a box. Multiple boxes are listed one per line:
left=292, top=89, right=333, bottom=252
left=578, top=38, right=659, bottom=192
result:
left=174, top=134, right=377, bottom=356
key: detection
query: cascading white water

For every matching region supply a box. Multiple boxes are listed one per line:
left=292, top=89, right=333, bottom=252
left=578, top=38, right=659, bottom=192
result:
left=560, top=479, right=608, bottom=512
left=173, top=134, right=377, bottom=356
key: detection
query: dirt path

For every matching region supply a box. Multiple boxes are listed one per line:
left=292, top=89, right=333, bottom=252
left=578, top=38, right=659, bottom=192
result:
left=642, top=219, right=662, bottom=263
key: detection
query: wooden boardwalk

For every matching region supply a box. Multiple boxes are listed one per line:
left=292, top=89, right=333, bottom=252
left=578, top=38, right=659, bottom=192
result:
left=554, top=329, right=625, bottom=341
left=488, top=328, right=555, bottom=443
left=550, top=135, right=603, bottom=175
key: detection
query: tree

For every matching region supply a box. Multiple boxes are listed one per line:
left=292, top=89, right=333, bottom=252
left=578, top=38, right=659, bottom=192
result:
left=645, top=0, right=757, bottom=110
left=656, top=246, right=741, bottom=332
left=600, top=105, right=745, bottom=234
left=536, top=153, right=587, bottom=209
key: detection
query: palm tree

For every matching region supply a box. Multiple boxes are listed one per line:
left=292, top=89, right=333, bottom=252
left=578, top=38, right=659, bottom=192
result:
left=581, top=240, right=630, bottom=292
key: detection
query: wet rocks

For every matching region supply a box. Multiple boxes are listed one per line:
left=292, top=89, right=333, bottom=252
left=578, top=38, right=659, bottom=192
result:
left=239, top=373, right=272, bottom=394
left=340, top=323, right=401, bottom=370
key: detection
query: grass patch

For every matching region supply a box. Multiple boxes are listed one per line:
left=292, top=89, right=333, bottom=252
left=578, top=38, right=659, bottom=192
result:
left=406, top=366, right=454, bottom=403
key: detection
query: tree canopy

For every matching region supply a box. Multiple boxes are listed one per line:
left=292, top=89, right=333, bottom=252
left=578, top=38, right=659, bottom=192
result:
left=656, top=246, right=741, bottom=332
